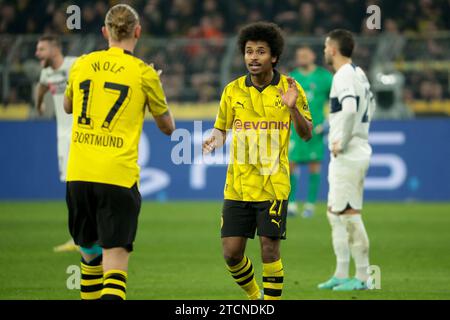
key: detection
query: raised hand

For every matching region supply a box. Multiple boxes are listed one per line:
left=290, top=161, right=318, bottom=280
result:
left=279, top=77, right=298, bottom=109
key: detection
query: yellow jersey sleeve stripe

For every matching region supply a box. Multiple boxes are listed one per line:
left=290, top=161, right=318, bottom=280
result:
left=141, top=64, right=168, bottom=117
left=214, top=84, right=234, bottom=130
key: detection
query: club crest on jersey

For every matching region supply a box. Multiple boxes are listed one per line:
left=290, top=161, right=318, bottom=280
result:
left=274, top=96, right=283, bottom=108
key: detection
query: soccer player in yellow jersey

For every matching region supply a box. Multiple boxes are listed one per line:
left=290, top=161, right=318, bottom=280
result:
left=203, top=22, right=312, bottom=300
left=63, top=4, right=175, bottom=300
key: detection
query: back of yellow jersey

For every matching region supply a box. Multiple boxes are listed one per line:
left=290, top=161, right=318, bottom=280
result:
left=65, top=46, right=168, bottom=187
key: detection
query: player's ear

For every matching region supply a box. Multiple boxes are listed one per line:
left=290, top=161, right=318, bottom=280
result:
left=271, top=56, right=277, bottom=65
left=334, top=46, right=340, bottom=57
left=101, top=26, right=109, bottom=40
left=134, top=24, right=141, bottom=39
left=331, top=41, right=339, bottom=56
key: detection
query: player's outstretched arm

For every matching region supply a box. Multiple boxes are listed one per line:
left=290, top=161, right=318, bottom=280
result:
left=35, top=83, right=49, bottom=116
left=280, top=77, right=312, bottom=141
left=202, top=128, right=226, bottom=154
left=154, top=110, right=175, bottom=136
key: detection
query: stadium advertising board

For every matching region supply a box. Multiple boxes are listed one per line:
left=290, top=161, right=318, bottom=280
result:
left=0, top=119, right=448, bottom=201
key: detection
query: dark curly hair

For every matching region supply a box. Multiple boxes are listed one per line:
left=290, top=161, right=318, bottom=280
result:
left=238, top=22, right=285, bottom=67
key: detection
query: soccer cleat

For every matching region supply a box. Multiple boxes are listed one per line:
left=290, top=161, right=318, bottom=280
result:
left=332, top=277, right=368, bottom=291
left=302, top=203, right=315, bottom=218
left=53, top=238, right=79, bottom=253
left=317, top=276, right=350, bottom=290
left=287, top=202, right=298, bottom=217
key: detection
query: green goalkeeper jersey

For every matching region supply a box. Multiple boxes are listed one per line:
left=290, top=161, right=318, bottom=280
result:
left=289, top=66, right=332, bottom=126
left=288, top=66, right=332, bottom=163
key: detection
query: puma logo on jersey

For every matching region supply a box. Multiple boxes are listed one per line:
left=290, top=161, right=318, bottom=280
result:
left=236, top=101, right=245, bottom=108
left=271, top=219, right=281, bottom=228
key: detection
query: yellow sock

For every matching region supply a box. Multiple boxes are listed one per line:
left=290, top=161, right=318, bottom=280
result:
left=80, top=255, right=103, bottom=300
left=101, top=269, right=127, bottom=300
left=227, top=256, right=261, bottom=300
left=263, top=259, right=284, bottom=300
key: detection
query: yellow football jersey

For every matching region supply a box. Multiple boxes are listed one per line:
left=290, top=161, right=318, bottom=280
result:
left=214, top=70, right=312, bottom=201
left=65, top=46, right=168, bottom=187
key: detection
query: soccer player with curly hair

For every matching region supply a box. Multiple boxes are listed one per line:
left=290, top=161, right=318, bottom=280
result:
left=203, top=22, right=312, bottom=300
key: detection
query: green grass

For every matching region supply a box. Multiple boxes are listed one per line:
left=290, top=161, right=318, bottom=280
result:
left=0, top=201, right=450, bottom=300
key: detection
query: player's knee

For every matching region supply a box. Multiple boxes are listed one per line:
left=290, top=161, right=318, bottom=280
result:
left=223, top=252, right=244, bottom=266
left=327, top=211, right=345, bottom=230
left=223, top=245, right=245, bottom=266
left=260, top=241, right=280, bottom=262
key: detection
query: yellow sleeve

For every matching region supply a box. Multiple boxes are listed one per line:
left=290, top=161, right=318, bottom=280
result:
left=64, top=57, right=80, bottom=100
left=142, top=64, right=169, bottom=117
left=214, top=85, right=234, bottom=131
left=296, top=82, right=312, bottom=122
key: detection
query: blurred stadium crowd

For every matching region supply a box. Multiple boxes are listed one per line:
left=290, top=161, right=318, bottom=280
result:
left=0, top=0, right=449, bottom=116
left=2, top=0, right=449, bottom=36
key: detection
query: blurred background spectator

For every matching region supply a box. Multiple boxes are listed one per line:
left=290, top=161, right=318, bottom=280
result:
left=0, top=0, right=449, bottom=117
left=2, top=0, right=449, bottom=37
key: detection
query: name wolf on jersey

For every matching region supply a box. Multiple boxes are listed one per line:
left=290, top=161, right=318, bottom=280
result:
left=91, top=60, right=125, bottom=74
left=73, top=130, right=124, bottom=148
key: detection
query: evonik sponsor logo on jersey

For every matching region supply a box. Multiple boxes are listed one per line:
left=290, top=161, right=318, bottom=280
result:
left=233, top=119, right=289, bottom=131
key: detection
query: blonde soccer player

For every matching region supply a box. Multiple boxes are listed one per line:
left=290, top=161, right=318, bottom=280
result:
left=64, top=4, right=175, bottom=300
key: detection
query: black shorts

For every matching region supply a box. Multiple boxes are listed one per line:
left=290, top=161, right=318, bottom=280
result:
left=66, top=181, right=141, bottom=252
left=221, top=199, right=288, bottom=240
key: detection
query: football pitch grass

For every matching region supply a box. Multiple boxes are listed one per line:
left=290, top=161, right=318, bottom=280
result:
left=0, top=201, right=449, bottom=300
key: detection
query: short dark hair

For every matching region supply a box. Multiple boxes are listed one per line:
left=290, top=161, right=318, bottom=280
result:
left=327, top=29, right=354, bottom=58
left=38, top=35, right=62, bottom=48
left=238, top=22, right=284, bottom=67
